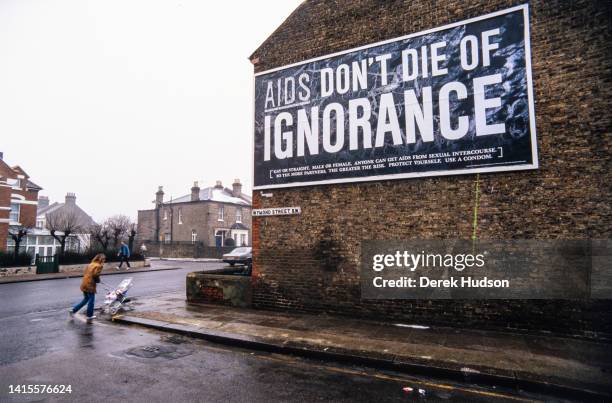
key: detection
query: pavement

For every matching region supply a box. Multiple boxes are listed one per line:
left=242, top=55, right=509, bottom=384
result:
left=115, top=292, right=612, bottom=401
left=0, top=258, right=219, bottom=284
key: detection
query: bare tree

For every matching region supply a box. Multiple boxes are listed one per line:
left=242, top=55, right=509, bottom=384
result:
left=8, top=226, right=29, bottom=259
left=90, top=222, right=112, bottom=251
left=46, top=209, right=83, bottom=256
left=106, top=215, right=132, bottom=247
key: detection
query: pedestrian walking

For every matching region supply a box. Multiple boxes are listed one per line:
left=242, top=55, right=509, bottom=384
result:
left=69, top=253, right=105, bottom=322
left=116, top=240, right=131, bottom=270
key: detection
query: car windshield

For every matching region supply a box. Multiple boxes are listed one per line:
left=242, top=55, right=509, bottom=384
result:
left=230, top=247, right=251, bottom=254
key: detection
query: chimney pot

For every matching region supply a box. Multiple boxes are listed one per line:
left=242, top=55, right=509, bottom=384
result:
left=214, top=180, right=223, bottom=189
left=191, top=181, right=201, bottom=201
left=65, top=193, right=76, bottom=205
left=232, top=178, right=243, bottom=198
left=38, top=196, right=49, bottom=209
left=0, top=152, right=3, bottom=160
left=155, top=186, right=165, bottom=206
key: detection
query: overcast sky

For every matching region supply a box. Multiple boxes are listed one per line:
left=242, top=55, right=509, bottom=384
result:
left=0, top=0, right=302, bottom=221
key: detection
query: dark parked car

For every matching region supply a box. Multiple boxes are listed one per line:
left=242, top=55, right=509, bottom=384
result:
left=222, top=247, right=252, bottom=267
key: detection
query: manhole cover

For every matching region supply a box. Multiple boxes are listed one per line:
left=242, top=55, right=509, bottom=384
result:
left=125, top=344, right=192, bottom=360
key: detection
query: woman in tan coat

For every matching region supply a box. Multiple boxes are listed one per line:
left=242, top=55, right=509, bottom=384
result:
left=70, top=253, right=105, bottom=321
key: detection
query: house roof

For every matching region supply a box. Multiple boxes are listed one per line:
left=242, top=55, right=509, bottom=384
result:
left=37, top=201, right=97, bottom=228
left=230, top=222, right=249, bottom=231
left=10, top=165, right=30, bottom=178
left=26, top=180, right=43, bottom=191
left=249, top=1, right=307, bottom=61
left=168, top=186, right=252, bottom=206
left=37, top=202, right=62, bottom=216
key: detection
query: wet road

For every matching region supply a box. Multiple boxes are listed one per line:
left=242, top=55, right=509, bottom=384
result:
left=0, top=261, right=214, bottom=319
left=0, top=262, right=567, bottom=402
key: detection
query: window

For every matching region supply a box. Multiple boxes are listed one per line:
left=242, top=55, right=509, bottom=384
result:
left=191, top=230, right=197, bottom=243
left=240, top=234, right=247, bottom=246
left=164, top=232, right=171, bottom=243
left=36, top=219, right=44, bottom=229
left=236, top=208, right=242, bottom=223
left=8, top=178, right=21, bottom=188
left=163, top=209, right=168, bottom=220
left=218, top=206, right=224, bottom=221
left=178, top=208, right=183, bottom=224
left=9, top=203, right=20, bottom=222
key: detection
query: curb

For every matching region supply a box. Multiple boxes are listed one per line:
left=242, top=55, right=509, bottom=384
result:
left=0, top=266, right=183, bottom=285
left=151, top=258, right=222, bottom=263
left=113, top=315, right=611, bottom=401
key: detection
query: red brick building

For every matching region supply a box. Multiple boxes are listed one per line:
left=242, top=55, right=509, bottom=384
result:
left=0, top=152, right=42, bottom=251
left=249, top=1, right=611, bottom=336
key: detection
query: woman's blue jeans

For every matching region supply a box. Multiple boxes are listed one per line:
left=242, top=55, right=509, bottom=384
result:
left=73, top=292, right=95, bottom=318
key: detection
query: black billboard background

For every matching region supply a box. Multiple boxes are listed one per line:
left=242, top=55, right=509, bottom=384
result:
left=254, top=7, right=535, bottom=188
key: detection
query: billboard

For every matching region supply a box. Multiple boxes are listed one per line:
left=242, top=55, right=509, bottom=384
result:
left=253, top=4, right=537, bottom=189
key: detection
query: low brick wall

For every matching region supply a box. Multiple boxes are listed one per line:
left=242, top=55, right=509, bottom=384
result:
left=142, top=241, right=234, bottom=259
left=0, top=265, right=35, bottom=277
left=187, top=269, right=252, bottom=307
left=0, top=260, right=146, bottom=278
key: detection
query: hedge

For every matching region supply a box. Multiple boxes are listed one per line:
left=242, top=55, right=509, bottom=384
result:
left=0, top=251, right=33, bottom=268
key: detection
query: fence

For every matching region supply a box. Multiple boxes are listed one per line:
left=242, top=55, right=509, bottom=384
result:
left=141, top=241, right=235, bottom=259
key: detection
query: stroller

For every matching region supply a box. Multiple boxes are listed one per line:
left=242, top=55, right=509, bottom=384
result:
left=101, top=278, right=134, bottom=315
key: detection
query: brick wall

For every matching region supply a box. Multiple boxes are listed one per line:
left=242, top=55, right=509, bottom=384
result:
left=250, top=0, right=612, bottom=337
left=136, top=209, right=158, bottom=243
left=141, top=241, right=235, bottom=259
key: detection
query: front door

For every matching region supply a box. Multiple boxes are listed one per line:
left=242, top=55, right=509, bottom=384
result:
left=215, top=230, right=226, bottom=247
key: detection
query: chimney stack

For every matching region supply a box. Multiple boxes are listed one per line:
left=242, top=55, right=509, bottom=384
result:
left=155, top=186, right=164, bottom=206
left=38, top=196, right=49, bottom=209
left=0, top=152, right=3, bottom=160
left=191, top=181, right=200, bottom=201
left=214, top=180, right=223, bottom=189
left=232, top=179, right=242, bottom=198
left=65, top=192, right=76, bottom=205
